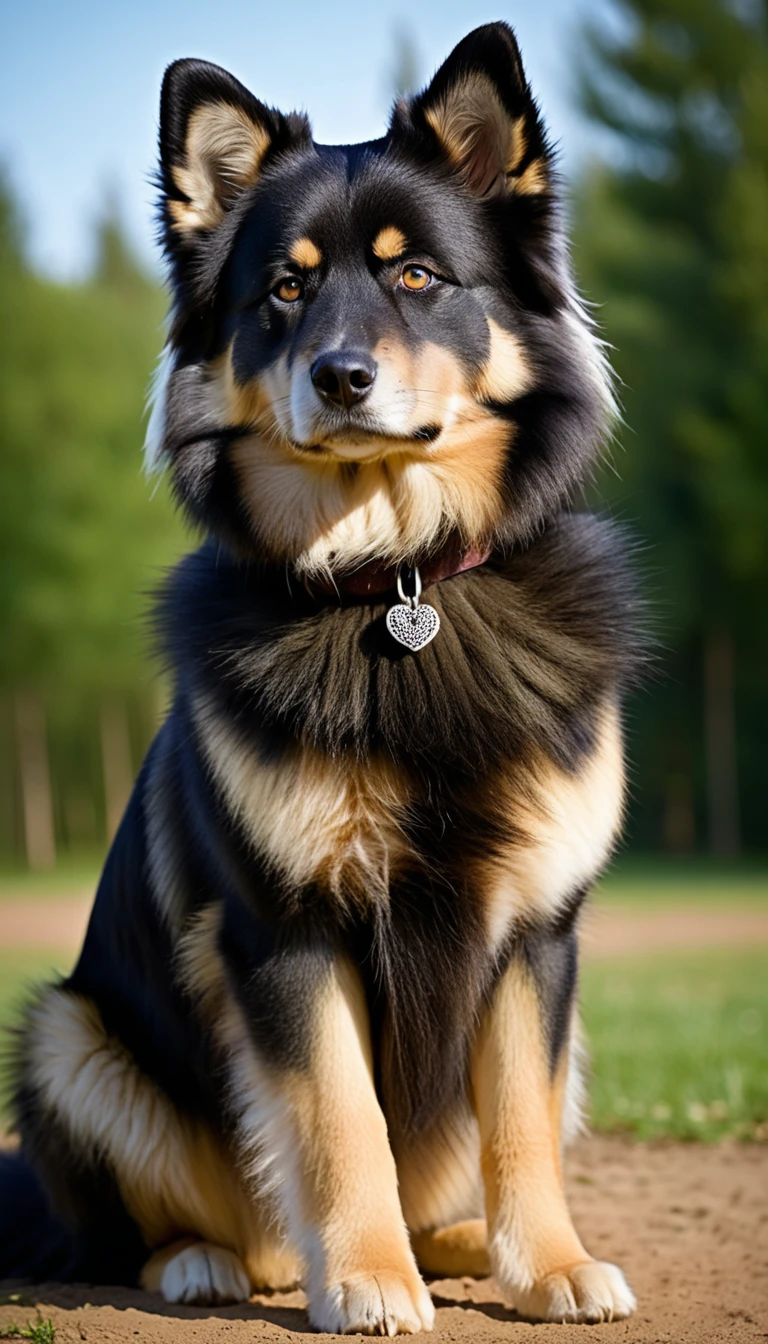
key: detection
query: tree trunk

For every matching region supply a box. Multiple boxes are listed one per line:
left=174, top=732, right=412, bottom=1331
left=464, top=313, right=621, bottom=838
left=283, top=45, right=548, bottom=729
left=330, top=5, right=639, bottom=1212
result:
left=704, top=630, right=741, bottom=859
left=664, top=770, right=695, bottom=853
left=14, top=691, right=56, bottom=871
left=100, top=699, right=133, bottom=843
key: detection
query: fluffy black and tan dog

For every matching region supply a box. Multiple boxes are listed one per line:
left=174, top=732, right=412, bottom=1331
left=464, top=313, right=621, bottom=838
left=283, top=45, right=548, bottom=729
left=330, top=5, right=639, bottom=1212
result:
left=1, top=22, right=641, bottom=1332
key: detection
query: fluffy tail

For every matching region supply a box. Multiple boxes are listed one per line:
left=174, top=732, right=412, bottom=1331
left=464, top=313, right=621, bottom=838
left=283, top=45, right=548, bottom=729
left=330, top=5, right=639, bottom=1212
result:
left=0, top=1147, right=147, bottom=1285
left=0, top=1149, right=79, bottom=1281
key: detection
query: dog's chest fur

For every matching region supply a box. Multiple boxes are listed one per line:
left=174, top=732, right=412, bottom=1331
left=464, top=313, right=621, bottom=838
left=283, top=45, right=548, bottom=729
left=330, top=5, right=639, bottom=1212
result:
left=171, top=510, right=638, bottom=930
left=156, top=510, right=641, bottom=1131
left=196, top=715, right=413, bottom=908
left=197, top=699, right=624, bottom=943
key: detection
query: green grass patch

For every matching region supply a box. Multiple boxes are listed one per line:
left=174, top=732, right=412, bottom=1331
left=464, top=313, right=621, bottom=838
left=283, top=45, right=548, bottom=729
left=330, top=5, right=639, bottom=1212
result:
left=583, top=948, right=768, bottom=1141
left=0, top=949, right=74, bottom=1119
left=596, top=856, right=768, bottom=907
left=0, top=950, right=72, bottom=1038
left=0, top=938, right=766, bottom=1144
left=0, top=854, right=101, bottom=902
left=0, top=1312, right=55, bottom=1343
left=1, top=852, right=766, bottom=908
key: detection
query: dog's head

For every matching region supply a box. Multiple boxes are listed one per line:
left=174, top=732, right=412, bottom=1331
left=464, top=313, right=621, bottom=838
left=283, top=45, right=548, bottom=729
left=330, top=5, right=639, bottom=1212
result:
left=147, top=22, right=613, bottom=578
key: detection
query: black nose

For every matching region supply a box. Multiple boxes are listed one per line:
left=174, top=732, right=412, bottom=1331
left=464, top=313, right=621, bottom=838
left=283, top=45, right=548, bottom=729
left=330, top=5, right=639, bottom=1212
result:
left=310, top=350, right=377, bottom=411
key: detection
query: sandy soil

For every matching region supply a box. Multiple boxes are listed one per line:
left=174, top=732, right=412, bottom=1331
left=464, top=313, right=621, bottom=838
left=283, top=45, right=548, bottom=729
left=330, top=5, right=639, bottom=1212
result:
left=579, top=905, right=768, bottom=958
left=1, top=1137, right=766, bottom=1343
left=2, top=893, right=768, bottom=958
left=0, top=894, right=92, bottom=952
left=2, top=896, right=767, bottom=1339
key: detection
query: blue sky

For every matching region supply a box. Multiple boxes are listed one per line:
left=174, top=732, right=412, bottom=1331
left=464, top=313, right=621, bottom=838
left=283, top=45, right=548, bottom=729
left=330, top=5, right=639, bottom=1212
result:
left=0, top=0, right=617, bottom=280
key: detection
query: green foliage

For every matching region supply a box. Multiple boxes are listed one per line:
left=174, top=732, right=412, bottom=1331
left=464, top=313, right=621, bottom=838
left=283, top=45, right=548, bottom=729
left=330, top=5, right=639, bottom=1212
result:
left=583, top=949, right=768, bottom=1141
left=573, top=0, right=768, bottom=852
left=0, top=175, right=187, bottom=698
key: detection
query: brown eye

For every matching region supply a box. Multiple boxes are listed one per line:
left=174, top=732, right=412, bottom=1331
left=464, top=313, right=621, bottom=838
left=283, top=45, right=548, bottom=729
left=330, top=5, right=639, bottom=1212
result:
left=275, top=277, right=304, bottom=303
left=400, top=265, right=432, bottom=292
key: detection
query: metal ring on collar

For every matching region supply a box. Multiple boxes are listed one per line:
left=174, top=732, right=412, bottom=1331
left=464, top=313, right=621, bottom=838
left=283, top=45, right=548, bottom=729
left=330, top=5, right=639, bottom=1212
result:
left=396, top=565, right=422, bottom=608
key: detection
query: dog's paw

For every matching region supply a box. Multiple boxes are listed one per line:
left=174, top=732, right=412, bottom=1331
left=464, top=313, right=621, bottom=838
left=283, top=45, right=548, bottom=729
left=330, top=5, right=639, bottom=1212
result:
left=510, top=1259, right=636, bottom=1323
left=312, top=1269, right=435, bottom=1335
left=159, top=1242, right=251, bottom=1305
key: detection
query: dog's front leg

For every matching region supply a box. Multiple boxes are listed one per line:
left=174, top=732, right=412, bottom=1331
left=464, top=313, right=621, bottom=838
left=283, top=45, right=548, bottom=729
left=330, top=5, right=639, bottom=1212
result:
left=470, top=936, right=635, bottom=1323
left=229, top=947, right=433, bottom=1335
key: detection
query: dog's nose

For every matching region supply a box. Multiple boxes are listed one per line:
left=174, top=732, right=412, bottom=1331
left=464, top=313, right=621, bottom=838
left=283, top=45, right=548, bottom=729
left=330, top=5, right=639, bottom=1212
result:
left=310, top=351, right=377, bottom=411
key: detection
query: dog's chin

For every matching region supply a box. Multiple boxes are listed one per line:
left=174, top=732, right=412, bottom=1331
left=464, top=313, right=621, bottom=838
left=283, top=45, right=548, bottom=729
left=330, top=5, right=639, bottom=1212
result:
left=289, top=423, right=443, bottom=462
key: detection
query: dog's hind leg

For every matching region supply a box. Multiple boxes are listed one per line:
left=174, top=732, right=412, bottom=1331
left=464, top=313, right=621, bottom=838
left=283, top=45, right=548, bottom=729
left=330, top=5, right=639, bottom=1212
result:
left=395, top=1102, right=490, bottom=1279
left=470, top=932, right=636, bottom=1323
left=140, top=1221, right=301, bottom=1303
left=18, top=982, right=301, bottom=1301
left=141, top=1238, right=251, bottom=1304
left=410, top=1220, right=490, bottom=1278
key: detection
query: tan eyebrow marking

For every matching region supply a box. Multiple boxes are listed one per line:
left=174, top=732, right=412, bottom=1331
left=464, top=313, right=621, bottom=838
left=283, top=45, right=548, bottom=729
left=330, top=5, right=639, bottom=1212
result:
left=513, top=158, right=547, bottom=195
left=289, top=237, right=323, bottom=269
left=372, top=226, right=407, bottom=262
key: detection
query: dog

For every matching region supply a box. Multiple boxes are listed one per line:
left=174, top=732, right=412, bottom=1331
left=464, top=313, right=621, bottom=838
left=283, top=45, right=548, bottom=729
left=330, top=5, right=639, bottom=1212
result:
left=1, top=22, right=640, bottom=1332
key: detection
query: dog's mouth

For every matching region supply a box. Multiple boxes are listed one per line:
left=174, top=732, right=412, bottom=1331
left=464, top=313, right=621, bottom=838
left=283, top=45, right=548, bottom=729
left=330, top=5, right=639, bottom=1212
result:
left=292, top=422, right=443, bottom=459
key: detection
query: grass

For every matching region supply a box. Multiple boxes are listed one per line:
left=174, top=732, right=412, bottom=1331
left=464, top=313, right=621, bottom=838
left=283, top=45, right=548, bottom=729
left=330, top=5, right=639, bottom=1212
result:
left=582, top=948, right=768, bottom=1141
left=0, top=1310, right=55, bottom=1343
left=0, top=856, right=765, bottom=1141
left=0, top=854, right=101, bottom=902
left=0, top=949, right=72, bottom=1050
left=0, top=942, right=765, bottom=1141
left=1, top=852, right=766, bottom=907
left=595, top=855, right=768, bottom=907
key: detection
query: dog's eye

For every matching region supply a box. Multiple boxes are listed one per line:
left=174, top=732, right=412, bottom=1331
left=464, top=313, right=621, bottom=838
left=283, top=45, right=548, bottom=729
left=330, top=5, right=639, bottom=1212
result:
left=400, top=265, right=432, bottom=292
left=274, top=277, right=304, bottom=303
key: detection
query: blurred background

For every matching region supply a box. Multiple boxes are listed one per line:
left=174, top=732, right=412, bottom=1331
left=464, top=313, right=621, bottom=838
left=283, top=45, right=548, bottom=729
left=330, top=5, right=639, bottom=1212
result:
left=0, top=0, right=765, bottom=1144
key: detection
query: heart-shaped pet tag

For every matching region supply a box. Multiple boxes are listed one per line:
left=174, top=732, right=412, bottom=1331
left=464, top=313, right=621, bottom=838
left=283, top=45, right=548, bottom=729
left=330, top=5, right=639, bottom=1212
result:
left=386, top=601, right=440, bottom=651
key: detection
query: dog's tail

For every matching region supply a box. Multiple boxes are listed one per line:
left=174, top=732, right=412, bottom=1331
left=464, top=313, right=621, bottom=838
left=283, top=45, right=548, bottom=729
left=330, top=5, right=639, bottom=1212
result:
left=0, top=1139, right=151, bottom=1286
left=0, top=1148, right=80, bottom=1281
left=0, top=1146, right=148, bottom=1285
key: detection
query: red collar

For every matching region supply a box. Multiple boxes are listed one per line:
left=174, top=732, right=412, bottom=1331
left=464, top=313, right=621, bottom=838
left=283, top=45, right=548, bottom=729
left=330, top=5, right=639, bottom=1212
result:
left=305, top=540, right=492, bottom=601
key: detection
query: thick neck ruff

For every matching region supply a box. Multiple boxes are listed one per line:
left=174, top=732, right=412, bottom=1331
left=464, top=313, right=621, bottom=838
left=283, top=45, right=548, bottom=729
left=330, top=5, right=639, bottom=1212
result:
left=159, top=513, right=643, bottom=782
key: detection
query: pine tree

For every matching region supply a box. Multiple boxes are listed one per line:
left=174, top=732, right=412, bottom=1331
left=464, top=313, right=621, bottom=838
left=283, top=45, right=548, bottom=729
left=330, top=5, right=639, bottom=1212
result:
left=574, top=0, right=768, bottom=853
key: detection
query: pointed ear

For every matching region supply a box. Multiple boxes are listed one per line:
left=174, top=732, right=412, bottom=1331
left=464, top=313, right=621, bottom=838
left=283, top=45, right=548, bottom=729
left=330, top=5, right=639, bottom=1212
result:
left=392, top=23, right=551, bottom=199
left=159, top=59, right=310, bottom=236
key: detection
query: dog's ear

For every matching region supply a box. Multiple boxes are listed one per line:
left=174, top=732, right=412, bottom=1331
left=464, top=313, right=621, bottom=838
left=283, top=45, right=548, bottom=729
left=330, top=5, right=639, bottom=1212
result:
left=391, top=23, right=551, bottom=199
left=158, top=59, right=310, bottom=238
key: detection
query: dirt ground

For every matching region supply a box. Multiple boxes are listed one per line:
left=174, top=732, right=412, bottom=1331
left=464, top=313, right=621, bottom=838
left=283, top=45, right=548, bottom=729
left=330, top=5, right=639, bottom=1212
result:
left=2, top=1137, right=766, bottom=1344
left=3, top=893, right=768, bottom=958
left=2, top=896, right=767, bottom=1340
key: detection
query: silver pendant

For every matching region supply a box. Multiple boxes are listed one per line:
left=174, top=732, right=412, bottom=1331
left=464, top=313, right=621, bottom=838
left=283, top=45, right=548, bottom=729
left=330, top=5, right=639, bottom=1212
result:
left=386, top=566, right=440, bottom=651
